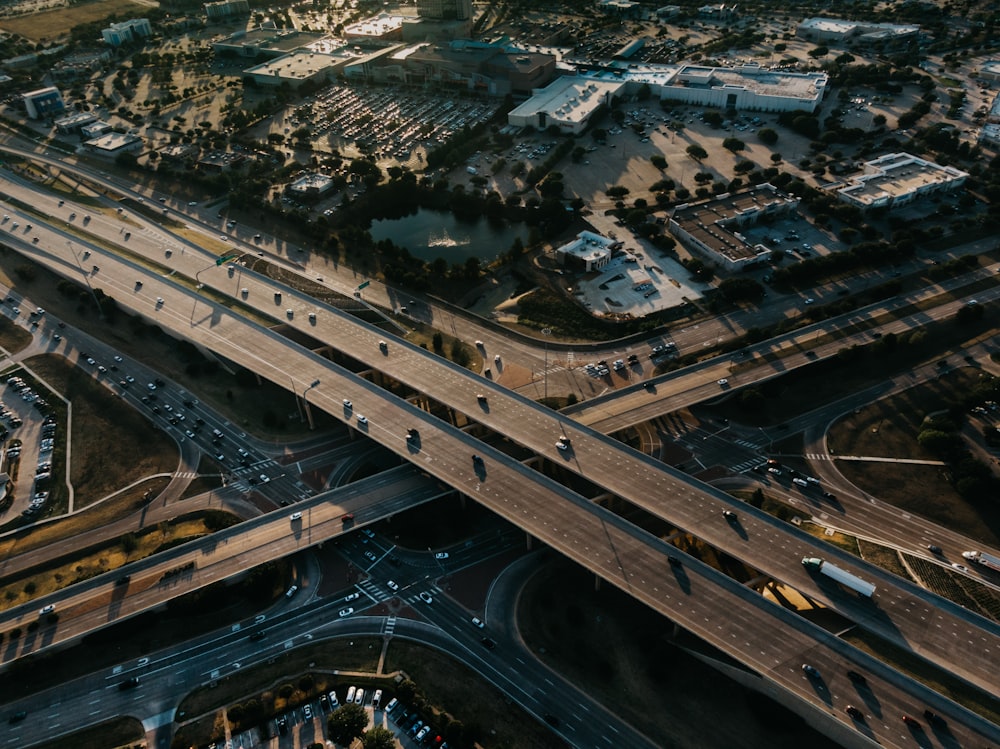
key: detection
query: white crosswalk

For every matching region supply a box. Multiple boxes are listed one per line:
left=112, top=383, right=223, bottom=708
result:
left=173, top=471, right=198, bottom=479
left=733, top=439, right=761, bottom=450
left=804, top=453, right=831, bottom=461
left=385, top=615, right=396, bottom=637
left=358, top=579, right=391, bottom=603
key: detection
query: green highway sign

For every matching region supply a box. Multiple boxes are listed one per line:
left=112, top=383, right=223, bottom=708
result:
left=357, top=281, right=370, bottom=290
left=216, top=251, right=239, bottom=266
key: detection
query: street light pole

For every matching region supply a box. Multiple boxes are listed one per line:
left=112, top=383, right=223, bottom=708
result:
left=67, top=241, right=104, bottom=319
left=302, top=379, right=320, bottom=430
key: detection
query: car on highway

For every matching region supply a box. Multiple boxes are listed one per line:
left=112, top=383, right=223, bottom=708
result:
left=717, top=378, right=728, bottom=386
left=722, top=510, right=737, bottom=520
left=544, top=713, right=560, bottom=727
left=364, top=550, right=377, bottom=562
left=249, top=631, right=267, bottom=642
left=290, top=512, right=302, bottom=521
left=156, top=297, right=164, bottom=306
left=804, top=298, right=815, bottom=305
left=341, top=513, right=354, bottom=524
left=38, top=604, right=55, bottom=616
left=419, top=591, right=433, bottom=604
left=801, top=664, right=820, bottom=678
left=85, top=357, right=96, bottom=366
left=472, top=454, right=483, bottom=465
left=345, top=592, right=360, bottom=601
left=923, top=710, right=946, bottom=727
left=845, top=705, right=864, bottom=720
left=285, top=585, right=298, bottom=598
left=362, top=528, right=375, bottom=538
left=951, top=563, right=969, bottom=572
left=555, top=440, right=568, bottom=451
left=471, top=617, right=484, bottom=628
left=480, top=637, right=496, bottom=650
left=927, top=545, right=943, bottom=555
left=846, top=670, right=867, bottom=685
left=357, top=414, right=368, bottom=425
left=387, top=580, right=399, bottom=591
left=902, top=714, right=919, bottom=726
left=342, top=399, right=352, bottom=408
left=7, top=711, right=26, bottom=724
left=435, top=552, right=449, bottom=560
left=338, top=607, right=354, bottom=618
left=119, top=677, right=140, bottom=690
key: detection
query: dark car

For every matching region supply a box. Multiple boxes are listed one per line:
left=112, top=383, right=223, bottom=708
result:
left=923, top=710, right=946, bottom=728
left=927, top=545, right=943, bottom=555
left=249, top=631, right=267, bottom=642
left=845, top=705, right=864, bottom=720
left=902, top=714, right=919, bottom=727
left=8, top=711, right=26, bottom=724
left=119, top=677, right=140, bottom=690
left=543, top=713, right=560, bottom=727
left=846, top=670, right=867, bottom=685
left=480, top=637, right=496, bottom=650
left=116, top=575, right=130, bottom=586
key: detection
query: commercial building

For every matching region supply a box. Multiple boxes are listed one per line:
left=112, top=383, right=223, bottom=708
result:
left=198, top=151, right=247, bottom=172
left=834, top=153, right=968, bottom=210
left=343, top=12, right=405, bottom=41
left=212, top=27, right=326, bottom=59
left=655, top=63, right=828, bottom=113
left=205, top=0, right=250, bottom=21
left=508, top=77, right=623, bottom=134
left=669, top=185, right=799, bottom=273
left=54, top=111, right=97, bottom=134
left=556, top=231, right=616, bottom=272
left=287, top=173, right=336, bottom=199
left=84, top=132, right=143, bottom=158
left=417, top=0, right=471, bottom=20
left=349, top=40, right=555, bottom=97
left=598, top=0, right=641, bottom=15
left=243, top=49, right=343, bottom=88
left=980, top=60, right=1000, bottom=83
left=80, top=122, right=112, bottom=139
left=101, top=18, right=152, bottom=47
left=796, top=17, right=919, bottom=46
left=22, top=87, right=65, bottom=119
left=51, top=50, right=111, bottom=80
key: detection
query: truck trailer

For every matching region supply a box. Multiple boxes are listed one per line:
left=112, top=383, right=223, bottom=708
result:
left=801, top=557, right=876, bottom=598
left=962, top=550, right=1000, bottom=573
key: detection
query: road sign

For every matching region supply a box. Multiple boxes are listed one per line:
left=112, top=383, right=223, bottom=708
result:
left=357, top=281, right=370, bottom=290
left=216, top=251, right=239, bottom=266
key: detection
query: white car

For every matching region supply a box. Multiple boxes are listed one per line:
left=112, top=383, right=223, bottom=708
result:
left=435, top=552, right=449, bottom=560
left=717, top=378, right=728, bottom=386
left=345, top=592, right=360, bottom=601
left=354, top=688, right=365, bottom=705
left=113, top=355, right=123, bottom=362
left=471, top=617, right=485, bottom=628
left=290, top=512, right=302, bottom=521
left=338, top=607, right=354, bottom=617
left=555, top=440, right=568, bottom=451
left=342, top=399, right=352, bottom=408
left=387, top=580, right=399, bottom=591
left=39, top=604, right=55, bottom=615
left=357, top=414, right=368, bottom=425
left=804, top=298, right=814, bottom=305
left=419, top=591, right=433, bottom=604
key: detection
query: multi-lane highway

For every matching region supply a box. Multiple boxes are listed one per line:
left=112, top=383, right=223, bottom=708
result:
left=2, top=173, right=999, bottom=745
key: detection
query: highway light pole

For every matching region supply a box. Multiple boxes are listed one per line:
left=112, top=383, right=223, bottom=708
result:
left=302, top=379, right=320, bottom=430
left=66, top=241, right=103, bottom=319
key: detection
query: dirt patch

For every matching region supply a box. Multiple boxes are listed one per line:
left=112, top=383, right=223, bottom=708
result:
left=0, top=314, right=31, bottom=355
left=30, top=717, right=144, bottom=749
left=0, top=0, right=147, bottom=41
left=26, top=354, right=178, bottom=507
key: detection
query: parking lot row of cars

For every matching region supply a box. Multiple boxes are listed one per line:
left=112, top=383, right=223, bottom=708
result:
left=5, top=375, right=57, bottom=519
left=289, top=83, right=496, bottom=161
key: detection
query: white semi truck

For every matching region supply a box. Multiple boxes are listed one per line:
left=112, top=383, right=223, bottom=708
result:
left=962, top=550, right=1000, bottom=573
left=801, top=557, right=876, bottom=598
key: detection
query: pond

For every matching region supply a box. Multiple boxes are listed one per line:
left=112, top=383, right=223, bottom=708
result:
left=368, top=208, right=524, bottom=265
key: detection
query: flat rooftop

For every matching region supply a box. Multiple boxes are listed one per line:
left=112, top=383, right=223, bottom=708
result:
left=676, top=64, right=827, bottom=99
left=509, top=76, right=624, bottom=124
left=344, top=12, right=404, bottom=36
left=839, top=152, right=968, bottom=206
left=245, top=50, right=341, bottom=80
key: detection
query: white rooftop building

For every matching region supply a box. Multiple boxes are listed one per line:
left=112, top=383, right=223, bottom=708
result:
left=835, top=153, right=968, bottom=210
left=555, top=231, right=617, bottom=272
left=797, top=17, right=919, bottom=45
left=508, top=77, right=624, bottom=134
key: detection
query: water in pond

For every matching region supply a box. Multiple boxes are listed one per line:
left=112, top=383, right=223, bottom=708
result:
left=368, top=208, right=524, bottom=265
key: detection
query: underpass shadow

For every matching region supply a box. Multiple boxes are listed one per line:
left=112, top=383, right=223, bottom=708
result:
left=671, top=563, right=691, bottom=595
left=906, top=722, right=933, bottom=748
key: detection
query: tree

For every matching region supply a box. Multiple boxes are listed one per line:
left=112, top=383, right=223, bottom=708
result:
left=362, top=726, right=397, bottom=749
left=757, top=128, right=778, bottom=145
left=432, top=332, right=444, bottom=354
left=120, top=532, right=139, bottom=556
left=722, top=137, right=745, bottom=153
left=650, top=154, right=668, bottom=170
left=808, top=45, right=829, bottom=58
left=686, top=144, right=707, bottom=161
left=327, top=703, right=368, bottom=746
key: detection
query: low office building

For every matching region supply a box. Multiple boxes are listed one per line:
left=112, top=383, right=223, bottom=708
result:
left=556, top=231, right=616, bottom=272
left=23, top=87, right=65, bottom=119
left=980, top=60, right=1000, bottom=83
left=198, top=151, right=246, bottom=172
left=834, top=152, right=968, bottom=210
left=102, top=18, right=152, bottom=47
left=212, top=27, right=326, bottom=59
left=656, top=63, right=828, bottom=113
left=80, top=122, right=112, bottom=139
left=508, top=76, right=624, bottom=134
left=84, top=132, right=143, bottom=158
left=669, top=184, right=799, bottom=273
left=54, top=111, right=97, bottom=134
left=287, top=173, right=335, bottom=199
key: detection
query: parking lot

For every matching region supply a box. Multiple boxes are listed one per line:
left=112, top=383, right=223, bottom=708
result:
left=2, top=372, right=57, bottom=520
left=262, top=83, right=499, bottom=167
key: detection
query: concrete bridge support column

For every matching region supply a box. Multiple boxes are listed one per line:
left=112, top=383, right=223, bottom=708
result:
left=594, top=574, right=602, bottom=592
